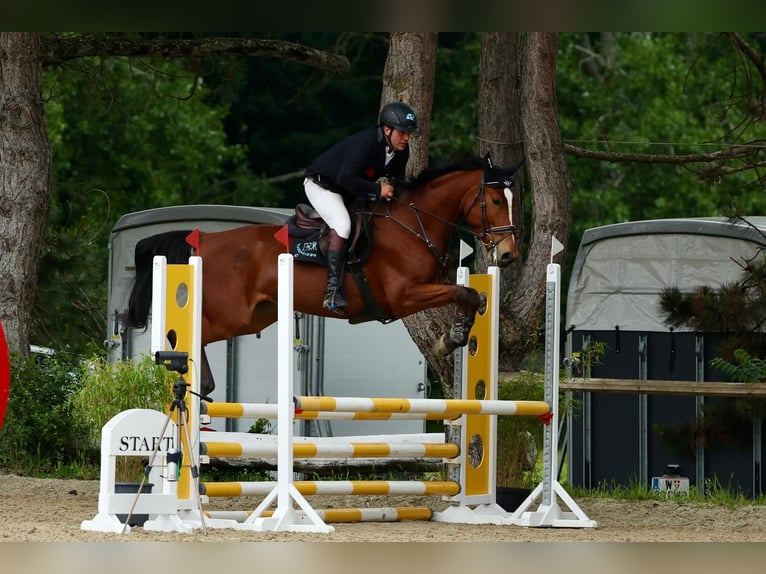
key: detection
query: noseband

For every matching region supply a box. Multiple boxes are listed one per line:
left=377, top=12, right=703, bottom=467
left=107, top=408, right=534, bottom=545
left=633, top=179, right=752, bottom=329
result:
left=466, top=177, right=517, bottom=251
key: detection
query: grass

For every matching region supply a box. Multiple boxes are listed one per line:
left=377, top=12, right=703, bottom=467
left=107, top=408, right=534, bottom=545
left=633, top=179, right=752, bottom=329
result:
left=0, top=459, right=99, bottom=480
left=565, top=476, right=766, bottom=508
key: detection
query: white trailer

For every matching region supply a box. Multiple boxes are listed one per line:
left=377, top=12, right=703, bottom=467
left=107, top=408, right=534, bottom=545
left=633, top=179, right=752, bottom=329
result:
left=106, top=205, right=428, bottom=437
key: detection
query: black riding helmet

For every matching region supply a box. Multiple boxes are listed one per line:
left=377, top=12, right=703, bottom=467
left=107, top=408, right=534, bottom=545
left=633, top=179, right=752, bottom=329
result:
left=379, top=102, right=418, bottom=132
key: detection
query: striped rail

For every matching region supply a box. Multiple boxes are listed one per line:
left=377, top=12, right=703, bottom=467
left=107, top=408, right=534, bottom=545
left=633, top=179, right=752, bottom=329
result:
left=201, top=480, right=460, bottom=497
left=202, top=402, right=462, bottom=421
left=205, top=507, right=433, bottom=523
left=295, top=396, right=551, bottom=417
left=200, top=441, right=459, bottom=459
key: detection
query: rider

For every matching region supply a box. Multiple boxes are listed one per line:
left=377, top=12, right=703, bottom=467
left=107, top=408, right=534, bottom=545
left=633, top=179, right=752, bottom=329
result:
left=303, top=101, right=418, bottom=315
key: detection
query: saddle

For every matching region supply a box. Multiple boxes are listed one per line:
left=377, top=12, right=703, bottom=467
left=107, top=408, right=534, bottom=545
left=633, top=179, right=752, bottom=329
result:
left=286, top=203, right=372, bottom=266
left=283, top=203, right=393, bottom=324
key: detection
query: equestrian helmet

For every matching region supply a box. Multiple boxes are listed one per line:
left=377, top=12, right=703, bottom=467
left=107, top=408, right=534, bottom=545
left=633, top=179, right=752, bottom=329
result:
left=379, top=102, right=418, bottom=132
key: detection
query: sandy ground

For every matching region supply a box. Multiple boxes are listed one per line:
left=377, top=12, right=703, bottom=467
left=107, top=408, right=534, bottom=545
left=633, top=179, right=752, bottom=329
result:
left=2, top=473, right=766, bottom=543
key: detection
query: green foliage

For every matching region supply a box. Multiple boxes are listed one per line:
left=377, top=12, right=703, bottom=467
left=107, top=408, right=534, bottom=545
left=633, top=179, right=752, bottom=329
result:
left=656, top=243, right=766, bottom=453
left=0, top=352, right=87, bottom=474
left=496, top=370, right=546, bottom=488
left=36, top=47, right=265, bottom=354
left=206, top=32, right=391, bottom=208
left=248, top=417, right=273, bottom=434
left=429, top=33, right=480, bottom=162
left=200, top=466, right=272, bottom=483
left=68, top=355, right=176, bottom=481
left=658, top=242, right=766, bottom=361
left=702, top=475, right=754, bottom=509
left=69, top=355, right=175, bottom=448
left=585, top=477, right=659, bottom=501
left=570, top=474, right=766, bottom=507
left=557, top=32, right=766, bottom=281
left=711, top=348, right=766, bottom=383
left=567, top=339, right=607, bottom=379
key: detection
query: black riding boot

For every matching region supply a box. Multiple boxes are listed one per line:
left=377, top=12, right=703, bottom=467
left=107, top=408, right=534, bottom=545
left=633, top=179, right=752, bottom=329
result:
left=323, top=230, right=347, bottom=315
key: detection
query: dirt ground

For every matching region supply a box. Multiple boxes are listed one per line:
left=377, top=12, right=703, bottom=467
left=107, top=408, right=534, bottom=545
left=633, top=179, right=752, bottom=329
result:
left=2, top=472, right=766, bottom=543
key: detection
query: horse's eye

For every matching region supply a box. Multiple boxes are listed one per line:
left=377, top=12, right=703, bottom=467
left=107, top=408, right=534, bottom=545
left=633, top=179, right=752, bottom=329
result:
left=492, top=198, right=503, bottom=206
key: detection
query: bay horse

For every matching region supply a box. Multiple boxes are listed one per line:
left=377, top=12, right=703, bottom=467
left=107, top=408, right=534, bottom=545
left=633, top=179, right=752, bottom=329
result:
left=127, top=153, right=521, bottom=395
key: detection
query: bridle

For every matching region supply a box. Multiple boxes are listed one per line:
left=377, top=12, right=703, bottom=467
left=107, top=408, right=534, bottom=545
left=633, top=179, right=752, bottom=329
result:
left=366, top=171, right=518, bottom=272
left=465, top=176, right=517, bottom=253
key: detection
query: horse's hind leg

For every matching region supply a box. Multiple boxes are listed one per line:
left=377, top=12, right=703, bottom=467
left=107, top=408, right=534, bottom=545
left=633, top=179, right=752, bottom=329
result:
left=199, top=347, right=215, bottom=397
left=433, top=286, right=481, bottom=356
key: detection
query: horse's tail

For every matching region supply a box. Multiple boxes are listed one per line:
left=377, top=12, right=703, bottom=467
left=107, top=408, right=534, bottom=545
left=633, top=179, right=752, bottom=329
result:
left=127, top=229, right=195, bottom=329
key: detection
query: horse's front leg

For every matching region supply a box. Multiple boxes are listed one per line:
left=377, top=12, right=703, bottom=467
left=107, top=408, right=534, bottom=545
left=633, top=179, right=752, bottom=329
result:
left=399, top=283, right=481, bottom=356
left=433, top=286, right=481, bottom=356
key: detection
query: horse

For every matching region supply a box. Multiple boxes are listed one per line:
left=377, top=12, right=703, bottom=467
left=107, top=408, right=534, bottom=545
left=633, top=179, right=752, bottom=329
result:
left=127, top=153, right=521, bottom=395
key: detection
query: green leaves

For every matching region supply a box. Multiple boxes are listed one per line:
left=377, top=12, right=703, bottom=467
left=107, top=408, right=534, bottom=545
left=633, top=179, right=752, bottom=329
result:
left=69, top=355, right=175, bottom=447
left=0, top=352, right=83, bottom=473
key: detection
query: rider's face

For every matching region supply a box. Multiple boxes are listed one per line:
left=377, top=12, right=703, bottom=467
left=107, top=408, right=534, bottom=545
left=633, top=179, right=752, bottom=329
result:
left=386, top=127, right=411, bottom=152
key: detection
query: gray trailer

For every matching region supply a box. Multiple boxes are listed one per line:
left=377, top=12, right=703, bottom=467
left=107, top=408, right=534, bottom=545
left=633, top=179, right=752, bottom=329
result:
left=106, top=205, right=428, bottom=437
left=565, top=216, right=766, bottom=497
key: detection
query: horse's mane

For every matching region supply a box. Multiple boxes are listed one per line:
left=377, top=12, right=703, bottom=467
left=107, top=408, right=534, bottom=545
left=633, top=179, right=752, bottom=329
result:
left=400, top=152, right=483, bottom=190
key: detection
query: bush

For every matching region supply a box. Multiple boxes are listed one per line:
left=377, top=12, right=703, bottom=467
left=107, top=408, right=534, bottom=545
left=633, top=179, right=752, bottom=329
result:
left=496, top=370, right=546, bottom=488
left=0, top=351, right=87, bottom=474
left=68, top=355, right=175, bottom=481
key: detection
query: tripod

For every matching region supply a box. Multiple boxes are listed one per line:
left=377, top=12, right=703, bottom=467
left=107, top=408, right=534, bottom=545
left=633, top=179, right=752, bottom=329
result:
left=122, top=352, right=208, bottom=535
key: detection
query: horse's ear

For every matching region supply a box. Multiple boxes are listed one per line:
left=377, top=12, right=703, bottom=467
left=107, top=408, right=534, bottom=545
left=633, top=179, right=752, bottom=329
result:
left=482, top=151, right=493, bottom=170
left=509, top=157, right=525, bottom=175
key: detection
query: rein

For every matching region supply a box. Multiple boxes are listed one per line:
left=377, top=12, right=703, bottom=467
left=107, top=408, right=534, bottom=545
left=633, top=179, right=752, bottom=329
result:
left=364, top=178, right=516, bottom=273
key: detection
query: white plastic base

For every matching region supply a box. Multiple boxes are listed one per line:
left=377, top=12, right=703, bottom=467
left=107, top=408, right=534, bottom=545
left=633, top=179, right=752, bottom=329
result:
left=432, top=502, right=510, bottom=525
left=235, top=484, right=334, bottom=533
left=81, top=513, right=131, bottom=534
left=142, top=514, right=194, bottom=534
left=509, top=481, right=598, bottom=528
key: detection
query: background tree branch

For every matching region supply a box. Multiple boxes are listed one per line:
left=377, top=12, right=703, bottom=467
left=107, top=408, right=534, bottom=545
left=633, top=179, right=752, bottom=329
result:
left=40, top=34, right=350, bottom=73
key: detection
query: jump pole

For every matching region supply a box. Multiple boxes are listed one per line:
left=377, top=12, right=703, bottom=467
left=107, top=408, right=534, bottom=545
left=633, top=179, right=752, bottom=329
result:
left=235, top=253, right=333, bottom=533
left=433, top=266, right=508, bottom=523
left=208, top=398, right=548, bottom=419
left=509, top=238, right=597, bottom=528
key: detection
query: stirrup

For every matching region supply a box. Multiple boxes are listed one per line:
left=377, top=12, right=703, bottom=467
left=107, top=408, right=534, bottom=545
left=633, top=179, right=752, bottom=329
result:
left=323, top=290, right=347, bottom=315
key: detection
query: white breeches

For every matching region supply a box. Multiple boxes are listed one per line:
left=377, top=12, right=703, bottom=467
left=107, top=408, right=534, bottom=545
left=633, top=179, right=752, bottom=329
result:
left=304, top=178, right=351, bottom=239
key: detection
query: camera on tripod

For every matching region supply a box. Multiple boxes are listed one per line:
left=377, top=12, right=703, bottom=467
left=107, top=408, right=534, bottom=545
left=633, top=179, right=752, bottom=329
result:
left=155, top=350, right=189, bottom=374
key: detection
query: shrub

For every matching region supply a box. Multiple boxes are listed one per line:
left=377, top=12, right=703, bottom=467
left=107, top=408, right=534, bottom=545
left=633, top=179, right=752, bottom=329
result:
left=0, top=351, right=86, bottom=474
left=496, top=370, right=546, bottom=488
left=68, top=355, right=175, bottom=481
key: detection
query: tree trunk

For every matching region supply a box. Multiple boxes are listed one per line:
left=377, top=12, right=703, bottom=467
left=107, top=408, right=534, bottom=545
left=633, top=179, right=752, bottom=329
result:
left=476, top=33, right=530, bottom=372
left=0, top=33, right=52, bottom=354
left=381, top=32, right=437, bottom=176
left=478, top=33, right=524, bottom=169
left=381, top=33, right=459, bottom=392
left=500, top=33, right=571, bottom=370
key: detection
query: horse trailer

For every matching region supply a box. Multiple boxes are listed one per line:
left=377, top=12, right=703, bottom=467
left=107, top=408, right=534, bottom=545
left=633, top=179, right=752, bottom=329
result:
left=106, top=205, right=428, bottom=437
left=565, top=216, right=766, bottom=497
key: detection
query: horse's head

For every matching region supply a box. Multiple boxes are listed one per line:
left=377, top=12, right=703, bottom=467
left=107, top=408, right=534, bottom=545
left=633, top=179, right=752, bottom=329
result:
left=463, top=153, right=522, bottom=267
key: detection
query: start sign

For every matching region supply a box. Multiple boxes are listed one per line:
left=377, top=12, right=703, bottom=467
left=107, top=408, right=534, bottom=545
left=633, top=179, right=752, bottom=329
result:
left=652, top=475, right=690, bottom=497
